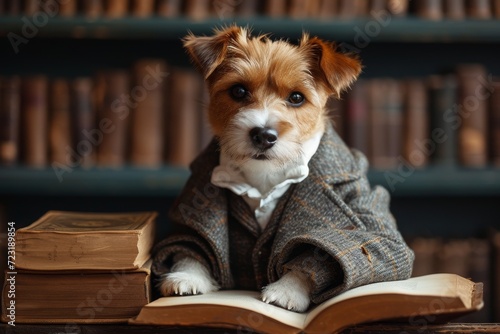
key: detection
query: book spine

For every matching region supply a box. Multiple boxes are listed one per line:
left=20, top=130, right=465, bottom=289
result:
left=318, top=0, right=338, bottom=19
left=387, top=0, right=409, bottom=16
left=198, top=81, right=213, bottom=151
left=23, top=0, right=40, bottom=15
left=416, top=0, right=443, bottom=20
left=345, top=79, right=369, bottom=157
left=166, top=69, right=201, bottom=167
left=22, top=75, right=48, bottom=167
left=444, top=0, right=466, bottom=19
left=130, top=59, right=167, bottom=167
left=490, top=79, right=500, bottom=166
left=57, top=0, right=77, bottom=16
left=338, top=0, right=365, bottom=18
left=410, top=237, right=440, bottom=277
left=0, top=76, right=21, bottom=166
left=70, top=77, right=96, bottom=168
left=83, top=0, right=103, bottom=18
left=48, top=78, right=72, bottom=166
left=402, top=79, right=428, bottom=168
left=8, top=0, right=22, bottom=15
left=368, top=79, right=387, bottom=168
left=467, top=0, right=492, bottom=18
left=237, top=0, right=259, bottom=17
left=96, top=71, right=130, bottom=167
left=369, top=0, right=387, bottom=13
left=384, top=79, right=404, bottom=169
left=184, top=0, right=211, bottom=20
left=427, top=74, right=458, bottom=166
left=131, top=0, right=155, bottom=17
left=105, top=0, right=129, bottom=18
left=157, top=0, right=181, bottom=17
left=494, top=0, right=500, bottom=17
left=456, top=64, right=489, bottom=167
left=265, top=0, right=287, bottom=17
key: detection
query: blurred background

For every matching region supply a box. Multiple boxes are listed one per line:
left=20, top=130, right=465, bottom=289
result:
left=0, top=0, right=499, bottom=322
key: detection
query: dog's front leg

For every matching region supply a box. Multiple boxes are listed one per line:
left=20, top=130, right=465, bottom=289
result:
left=158, top=257, right=220, bottom=296
left=261, top=270, right=312, bottom=312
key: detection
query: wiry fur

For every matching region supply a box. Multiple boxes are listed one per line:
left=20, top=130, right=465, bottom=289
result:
left=160, top=25, right=362, bottom=312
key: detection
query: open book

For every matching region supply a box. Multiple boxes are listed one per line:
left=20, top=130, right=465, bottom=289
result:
left=129, top=273, right=483, bottom=334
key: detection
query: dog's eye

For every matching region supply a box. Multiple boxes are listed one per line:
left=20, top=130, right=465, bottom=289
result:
left=229, top=84, right=248, bottom=100
left=287, top=92, right=305, bottom=106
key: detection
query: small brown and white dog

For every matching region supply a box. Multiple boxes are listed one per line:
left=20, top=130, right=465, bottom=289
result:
left=159, top=25, right=361, bottom=312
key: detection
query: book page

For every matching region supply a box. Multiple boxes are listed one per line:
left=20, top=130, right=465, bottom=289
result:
left=304, top=273, right=471, bottom=326
left=144, top=290, right=307, bottom=329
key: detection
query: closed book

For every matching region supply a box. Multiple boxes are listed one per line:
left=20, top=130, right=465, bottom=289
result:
left=289, top=0, right=320, bottom=18
left=415, top=0, right=443, bottom=20
left=494, top=0, right=500, bottom=17
left=21, top=75, right=48, bottom=167
left=402, top=79, right=428, bottom=168
left=105, top=0, right=129, bottom=17
left=130, top=59, right=167, bottom=167
left=0, top=76, right=21, bottom=166
left=410, top=237, right=440, bottom=277
left=265, top=0, right=287, bottom=17
left=345, top=79, right=369, bottom=157
left=48, top=78, right=72, bottom=166
left=427, top=74, right=458, bottom=166
left=369, top=0, right=387, bottom=13
left=7, top=0, right=21, bottom=15
left=58, top=0, right=77, bottom=16
left=184, top=0, right=211, bottom=20
left=237, top=0, right=259, bottom=17
left=490, top=79, right=500, bottom=166
left=387, top=0, right=409, bottom=16
left=466, top=0, right=492, bottom=18
left=444, top=0, right=466, bottom=19
left=368, top=79, right=387, bottom=168
left=15, top=210, right=157, bottom=270
left=157, top=0, right=181, bottom=16
left=166, top=68, right=201, bottom=167
left=95, top=70, right=130, bottom=167
left=338, top=0, right=367, bottom=18
left=71, top=77, right=96, bottom=168
left=1, top=261, right=152, bottom=324
left=456, top=64, right=489, bottom=167
left=131, top=0, right=154, bottom=17
left=318, top=0, right=338, bottom=19
left=83, top=0, right=103, bottom=17
left=23, top=0, right=39, bottom=15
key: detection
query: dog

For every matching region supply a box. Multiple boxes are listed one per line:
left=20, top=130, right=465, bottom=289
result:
left=154, top=25, right=414, bottom=313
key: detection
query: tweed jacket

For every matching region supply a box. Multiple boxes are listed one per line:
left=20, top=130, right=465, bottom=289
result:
left=152, top=122, right=415, bottom=304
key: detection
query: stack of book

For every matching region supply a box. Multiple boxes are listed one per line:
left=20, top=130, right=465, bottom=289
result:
left=1, top=0, right=499, bottom=20
left=1, top=210, right=157, bottom=323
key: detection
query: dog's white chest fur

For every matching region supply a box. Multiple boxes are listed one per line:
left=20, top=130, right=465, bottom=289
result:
left=211, top=130, right=323, bottom=230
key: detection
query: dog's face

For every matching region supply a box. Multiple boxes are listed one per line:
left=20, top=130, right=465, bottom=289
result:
left=184, top=26, right=361, bottom=168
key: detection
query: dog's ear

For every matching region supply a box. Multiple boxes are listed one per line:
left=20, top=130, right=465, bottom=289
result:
left=183, top=26, right=246, bottom=79
left=300, top=35, right=362, bottom=98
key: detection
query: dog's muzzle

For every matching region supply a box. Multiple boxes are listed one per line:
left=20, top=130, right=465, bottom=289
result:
left=249, top=127, right=278, bottom=151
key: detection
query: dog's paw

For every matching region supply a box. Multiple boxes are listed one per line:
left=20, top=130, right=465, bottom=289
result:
left=158, top=257, right=220, bottom=296
left=261, top=270, right=311, bottom=312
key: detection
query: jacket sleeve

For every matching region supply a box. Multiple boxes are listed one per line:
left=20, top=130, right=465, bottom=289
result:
left=273, top=149, right=415, bottom=304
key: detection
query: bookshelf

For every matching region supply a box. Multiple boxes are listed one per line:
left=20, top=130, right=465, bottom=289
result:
left=1, top=3, right=500, bottom=324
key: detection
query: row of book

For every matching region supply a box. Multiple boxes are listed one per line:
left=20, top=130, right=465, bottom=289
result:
left=409, top=235, right=500, bottom=322
left=331, top=64, right=500, bottom=170
left=0, top=210, right=157, bottom=323
left=1, top=62, right=499, bottom=171
left=0, top=59, right=211, bottom=169
left=1, top=0, right=500, bottom=20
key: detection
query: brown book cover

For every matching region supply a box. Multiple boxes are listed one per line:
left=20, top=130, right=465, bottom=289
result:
left=58, top=0, right=77, bottom=16
left=466, top=0, right=492, bottom=18
left=21, top=75, right=48, bottom=167
left=368, top=78, right=387, bottom=168
left=157, top=0, right=181, bottom=16
left=338, top=0, right=368, bottom=18
left=494, top=0, right=500, bottom=17
left=1, top=261, right=151, bottom=324
left=456, top=64, right=489, bottom=167
left=95, top=70, right=130, bottom=167
left=0, top=76, right=21, bottom=166
left=131, top=0, right=154, bottom=17
left=48, top=78, right=72, bottom=167
left=402, top=79, right=428, bottom=168
left=345, top=79, right=369, bottom=157
left=444, top=0, right=466, bottom=19
left=369, top=0, right=387, bottom=13
left=318, top=0, right=338, bottom=19
left=415, top=0, right=443, bottom=20
left=289, top=0, right=320, bottom=18
left=387, top=0, right=409, bottom=16
left=15, top=210, right=157, bottom=270
left=166, top=68, right=201, bottom=167
left=237, top=0, right=260, bottom=17
left=265, top=0, right=287, bottom=17
left=70, top=77, right=96, bottom=168
left=7, top=0, right=21, bottom=14
left=490, top=78, right=500, bottom=166
left=130, top=274, right=484, bottom=333
left=427, top=74, right=458, bottom=166
left=83, top=0, right=103, bottom=17
left=410, top=237, right=440, bottom=277
left=105, top=0, right=129, bottom=17
left=184, top=0, right=211, bottom=20
left=130, top=59, right=167, bottom=167
left=23, top=0, right=39, bottom=15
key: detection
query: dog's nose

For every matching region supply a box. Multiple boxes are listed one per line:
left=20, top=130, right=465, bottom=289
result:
left=249, top=127, right=278, bottom=150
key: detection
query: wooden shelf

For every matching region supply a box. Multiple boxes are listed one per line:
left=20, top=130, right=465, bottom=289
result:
left=1, top=166, right=499, bottom=197
left=1, top=16, right=500, bottom=42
